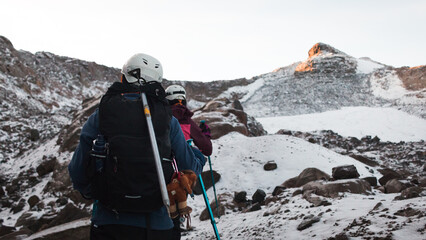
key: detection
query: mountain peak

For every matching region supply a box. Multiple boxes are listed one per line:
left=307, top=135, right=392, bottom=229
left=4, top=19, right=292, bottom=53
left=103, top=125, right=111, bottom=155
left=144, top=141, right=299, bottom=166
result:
left=0, top=35, right=14, bottom=50
left=294, top=43, right=354, bottom=75
left=308, top=42, right=345, bottom=58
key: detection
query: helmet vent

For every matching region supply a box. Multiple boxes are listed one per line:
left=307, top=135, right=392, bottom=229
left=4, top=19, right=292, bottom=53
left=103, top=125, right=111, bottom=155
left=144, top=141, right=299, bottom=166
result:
left=142, top=58, right=148, bottom=65
left=155, top=64, right=160, bottom=68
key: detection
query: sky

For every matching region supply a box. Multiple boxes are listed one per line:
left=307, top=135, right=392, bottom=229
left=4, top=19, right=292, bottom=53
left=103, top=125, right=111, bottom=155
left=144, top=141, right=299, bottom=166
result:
left=1, top=0, right=425, bottom=82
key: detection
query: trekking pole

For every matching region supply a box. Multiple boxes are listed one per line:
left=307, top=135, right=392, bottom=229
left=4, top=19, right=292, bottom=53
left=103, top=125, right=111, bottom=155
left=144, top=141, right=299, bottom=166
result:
left=199, top=174, right=221, bottom=240
left=200, top=120, right=220, bottom=218
left=207, top=155, right=220, bottom=218
left=138, top=80, right=170, bottom=215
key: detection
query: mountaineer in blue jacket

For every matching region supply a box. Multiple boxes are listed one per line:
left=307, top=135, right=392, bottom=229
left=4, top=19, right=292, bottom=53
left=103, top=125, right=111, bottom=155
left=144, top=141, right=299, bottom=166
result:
left=68, top=53, right=205, bottom=240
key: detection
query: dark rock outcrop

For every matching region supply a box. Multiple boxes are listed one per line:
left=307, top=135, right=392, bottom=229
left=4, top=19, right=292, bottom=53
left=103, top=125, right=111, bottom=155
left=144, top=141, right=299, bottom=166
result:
left=378, top=169, right=402, bottom=186
left=332, top=165, right=360, bottom=180
left=252, top=189, right=266, bottom=204
left=384, top=179, right=407, bottom=193
left=36, top=156, right=58, bottom=177
left=234, top=191, right=247, bottom=203
left=192, top=98, right=266, bottom=139
left=263, top=161, right=277, bottom=171
left=361, top=176, right=378, bottom=187
left=193, top=170, right=221, bottom=195
left=297, top=215, right=321, bottom=231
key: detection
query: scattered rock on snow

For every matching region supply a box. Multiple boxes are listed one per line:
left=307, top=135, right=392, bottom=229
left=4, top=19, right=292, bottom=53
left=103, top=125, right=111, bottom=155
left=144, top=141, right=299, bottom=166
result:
left=263, top=161, right=277, bottom=171
left=394, top=207, right=423, bottom=217
left=247, top=202, right=262, bottom=212
left=234, top=191, right=247, bottom=203
left=378, top=168, right=402, bottom=186
left=272, top=186, right=286, bottom=196
left=27, top=195, right=40, bottom=209
left=385, top=179, right=407, bottom=193
left=11, top=199, right=26, bottom=214
left=332, top=165, right=360, bottom=180
left=29, top=129, right=40, bottom=141
left=327, top=232, right=349, bottom=240
left=297, top=215, right=321, bottom=231
left=192, top=170, right=221, bottom=195
left=302, top=190, right=332, bottom=207
left=361, top=176, right=378, bottom=187
left=252, top=189, right=266, bottom=204
left=36, top=156, right=58, bottom=177
left=395, top=186, right=423, bottom=200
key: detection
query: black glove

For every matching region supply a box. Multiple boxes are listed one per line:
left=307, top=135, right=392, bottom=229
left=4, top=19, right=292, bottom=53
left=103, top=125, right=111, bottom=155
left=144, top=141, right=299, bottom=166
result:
left=199, top=120, right=211, bottom=138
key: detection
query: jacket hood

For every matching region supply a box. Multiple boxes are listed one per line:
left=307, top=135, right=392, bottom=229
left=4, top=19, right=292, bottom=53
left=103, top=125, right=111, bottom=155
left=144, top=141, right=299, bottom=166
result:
left=171, top=104, right=193, bottom=122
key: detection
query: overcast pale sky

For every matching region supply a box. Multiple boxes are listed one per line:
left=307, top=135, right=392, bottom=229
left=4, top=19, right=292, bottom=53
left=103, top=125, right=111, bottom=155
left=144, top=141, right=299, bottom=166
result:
left=1, top=0, right=425, bottom=81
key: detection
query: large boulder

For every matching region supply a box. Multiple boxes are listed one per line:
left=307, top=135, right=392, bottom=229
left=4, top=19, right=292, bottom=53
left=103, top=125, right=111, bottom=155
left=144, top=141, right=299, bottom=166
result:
left=395, top=186, right=423, bottom=200
left=361, top=177, right=378, bottom=187
left=384, top=179, right=408, bottom=193
left=282, top=168, right=331, bottom=188
left=27, top=195, right=40, bottom=209
left=378, top=168, right=402, bottom=186
left=199, top=194, right=229, bottom=221
left=252, top=189, right=266, bottom=204
left=193, top=170, right=221, bottom=195
left=36, top=156, right=58, bottom=177
left=302, top=179, right=372, bottom=198
left=192, top=98, right=266, bottom=139
left=332, top=165, right=360, bottom=180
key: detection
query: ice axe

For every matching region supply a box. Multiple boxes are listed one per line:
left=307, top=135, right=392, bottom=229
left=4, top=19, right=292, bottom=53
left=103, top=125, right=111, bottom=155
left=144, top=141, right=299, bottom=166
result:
left=128, top=69, right=170, bottom=215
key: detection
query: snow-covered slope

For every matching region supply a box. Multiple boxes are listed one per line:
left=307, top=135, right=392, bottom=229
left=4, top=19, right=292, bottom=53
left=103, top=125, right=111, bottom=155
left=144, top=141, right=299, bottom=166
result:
left=10, top=126, right=425, bottom=239
left=257, top=107, right=426, bottom=142
left=184, top=132, right=425, bottom=240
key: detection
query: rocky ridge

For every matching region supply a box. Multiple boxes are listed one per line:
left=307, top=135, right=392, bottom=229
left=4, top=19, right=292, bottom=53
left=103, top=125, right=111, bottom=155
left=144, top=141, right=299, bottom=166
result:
left=221, top=43, right=425, bottom=119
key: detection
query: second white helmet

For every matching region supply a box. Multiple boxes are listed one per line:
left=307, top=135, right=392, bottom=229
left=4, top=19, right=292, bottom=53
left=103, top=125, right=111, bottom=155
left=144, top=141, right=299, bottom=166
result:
left=165, top=85, right=186, bottom=101
left=121, top=53, right=163, bottom=83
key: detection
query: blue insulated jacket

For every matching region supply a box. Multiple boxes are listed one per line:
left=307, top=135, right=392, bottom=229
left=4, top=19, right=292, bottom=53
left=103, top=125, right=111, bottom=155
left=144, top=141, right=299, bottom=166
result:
left=68, top=107, right=205, bottom=230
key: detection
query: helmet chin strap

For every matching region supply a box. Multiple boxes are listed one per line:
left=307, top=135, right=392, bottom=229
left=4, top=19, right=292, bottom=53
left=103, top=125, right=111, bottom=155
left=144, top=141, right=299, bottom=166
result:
left=128, top=68, right=147, bottom=85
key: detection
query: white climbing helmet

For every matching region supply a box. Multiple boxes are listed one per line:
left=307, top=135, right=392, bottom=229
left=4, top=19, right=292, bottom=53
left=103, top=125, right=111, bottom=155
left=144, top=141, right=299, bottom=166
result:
left=121, top=53, right=163, bottom=83
left=165, top=85, right=186, bottom=101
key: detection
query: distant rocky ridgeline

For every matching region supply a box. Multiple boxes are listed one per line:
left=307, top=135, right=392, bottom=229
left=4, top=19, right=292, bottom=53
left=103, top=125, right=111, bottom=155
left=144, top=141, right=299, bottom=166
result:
left=0, top=35, right=120, bottom=163
left=0, top=35, right=258, bottom=163
left=242, top=42, right=425, bottom=118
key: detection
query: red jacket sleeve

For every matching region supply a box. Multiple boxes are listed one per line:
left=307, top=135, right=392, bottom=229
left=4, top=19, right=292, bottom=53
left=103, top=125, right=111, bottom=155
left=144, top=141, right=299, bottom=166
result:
left=190, top=119, right=212, bottom=156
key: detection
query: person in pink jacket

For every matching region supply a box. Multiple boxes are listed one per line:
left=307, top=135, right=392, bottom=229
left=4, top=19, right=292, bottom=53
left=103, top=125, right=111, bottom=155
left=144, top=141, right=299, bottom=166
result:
left=165, top=85, right=212, bottom=156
